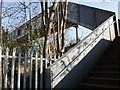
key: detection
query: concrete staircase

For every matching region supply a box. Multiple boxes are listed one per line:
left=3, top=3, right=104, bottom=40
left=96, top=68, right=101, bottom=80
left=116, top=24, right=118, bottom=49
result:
left=74, top=37, right=120, bottom=89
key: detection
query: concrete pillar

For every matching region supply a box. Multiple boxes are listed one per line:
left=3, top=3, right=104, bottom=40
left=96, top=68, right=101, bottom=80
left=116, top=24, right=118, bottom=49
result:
left=75, top=26, right=79, bottom=43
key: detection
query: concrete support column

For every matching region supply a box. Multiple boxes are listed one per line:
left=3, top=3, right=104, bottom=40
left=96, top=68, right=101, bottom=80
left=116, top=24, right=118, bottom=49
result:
left=75, top=26, right=79, bottom=43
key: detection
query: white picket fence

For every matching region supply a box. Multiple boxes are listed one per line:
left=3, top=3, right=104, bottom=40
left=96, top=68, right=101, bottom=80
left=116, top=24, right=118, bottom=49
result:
left=0, top=47, right=57, bottom=89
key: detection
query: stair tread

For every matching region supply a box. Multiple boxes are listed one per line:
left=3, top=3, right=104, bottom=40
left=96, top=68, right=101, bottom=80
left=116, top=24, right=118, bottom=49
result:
left=86, top=77, right=120, bottom=81
left=90, top=71, right=120, bottom=73
left=74, top=37, right=120, bottom=89
left=78, top=83, right=120, bottom=89
left=95, top=64, right=120, bottom=67
left=99, top=57, right=120, bottom=61
left=93, top=66, right=120, bottom=68
left=96, top=61, right=120, bottom=63
left=92, top=65, right=120, bottom=71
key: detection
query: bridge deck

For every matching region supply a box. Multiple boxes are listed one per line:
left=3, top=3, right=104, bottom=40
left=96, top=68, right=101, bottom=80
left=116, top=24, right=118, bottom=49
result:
left=9, top=2, right=114, bottom=44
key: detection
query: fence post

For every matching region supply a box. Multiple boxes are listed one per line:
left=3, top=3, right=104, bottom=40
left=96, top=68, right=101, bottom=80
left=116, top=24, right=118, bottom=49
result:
left=45, top=68, right=51, bottom=89
left=45, top=54, right=51, bottom=89
left=11, top=48, right=16, bottom=88
left=29, top=49, right=33, bottom=88
left=17, top=49, right=21, bottom=88
left=4, top=47, right=9, bottom=88
left=0, top=46, right=2, bottom=89
left=23, top=49, right=27, bottom=89
left=35, top=51, right=38, bottom=88
left=40, top=51, right=43, bottom=89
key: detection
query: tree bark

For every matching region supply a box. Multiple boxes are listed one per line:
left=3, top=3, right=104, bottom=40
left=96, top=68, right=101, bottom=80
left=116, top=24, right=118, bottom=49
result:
left=41, top=2, right=46, bottom=33
left=56, top=1, right=68, bottom=55
left=61, top=1, right=68, bottom=53
left=43, top=1, right=49, bottom=57
left=57, top=2, right=62, bottom=54
left=44, top=1, right=58, bottom=57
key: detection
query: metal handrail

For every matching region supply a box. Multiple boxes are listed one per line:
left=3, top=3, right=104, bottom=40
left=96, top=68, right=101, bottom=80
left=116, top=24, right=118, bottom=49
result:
left=50, top=15, right=115, bottom=82
left=51, top=15, right=115, bottom=67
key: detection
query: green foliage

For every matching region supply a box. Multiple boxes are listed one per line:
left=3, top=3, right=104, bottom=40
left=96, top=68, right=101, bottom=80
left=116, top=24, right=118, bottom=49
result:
left=31, top=26, right=39, bottom=40
left=31, top=25, right=44, bottom=52
left=2, top=27, right=19, bottom=49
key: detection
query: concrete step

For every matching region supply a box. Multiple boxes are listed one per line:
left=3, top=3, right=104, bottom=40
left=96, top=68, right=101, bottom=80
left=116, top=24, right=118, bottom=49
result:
left=106, top=47, right=120, bottom=52
left=88, top=71, right=120, bottom=78
left=97, top=60, right=120, bottom=63
left=82, top=77, right=120, bottom=87
left=74, top=37, right=120, bottom=89
left=99, top=56, right=120, bottom=61
left=94, top=64, right=120, bottom=67
left=92, top=66, right=120, bottom=71
left=105, top=52, right=120, bottom=56
left=95, top=61, right=120, bottom=66
left=77, top=83, right=120, bottom=89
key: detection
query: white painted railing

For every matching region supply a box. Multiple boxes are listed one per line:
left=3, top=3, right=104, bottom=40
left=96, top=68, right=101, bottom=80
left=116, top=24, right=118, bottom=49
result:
left=0, top=47, right=57, bottom=89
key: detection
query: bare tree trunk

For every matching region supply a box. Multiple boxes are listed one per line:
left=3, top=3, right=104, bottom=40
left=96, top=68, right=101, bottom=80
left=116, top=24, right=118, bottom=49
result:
left=45, top=2, right=48, bottom=25
left=53, top=27, right=56, bottom=57
left=41, top=2, right=46, bottom=33
left=61, top=1, right=68, bottom=54
left=56, top=8, right=60, bottom=56
left=29, top=2, right=32, bottom=46
left=57, top=2, right=64, bottom=55
left=43, top=1, right=49, bottom=57
left=44, top=1, right=58, bottom=57
left=57, top=2, right=62, bottom=55
left=56, top=1, right=68, bottom=55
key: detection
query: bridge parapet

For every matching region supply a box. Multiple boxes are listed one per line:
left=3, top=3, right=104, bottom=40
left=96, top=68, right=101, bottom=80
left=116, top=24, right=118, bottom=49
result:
left=48, top=15, right=116, bottom=88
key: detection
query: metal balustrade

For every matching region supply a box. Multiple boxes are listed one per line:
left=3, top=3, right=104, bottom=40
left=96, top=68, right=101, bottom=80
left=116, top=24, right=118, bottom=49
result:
left=49, top=15, right=116, bottom=88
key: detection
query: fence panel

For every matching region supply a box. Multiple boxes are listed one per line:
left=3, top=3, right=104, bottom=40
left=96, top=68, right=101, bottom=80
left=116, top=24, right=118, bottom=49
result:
left=0, top=46, right=57, bottom=89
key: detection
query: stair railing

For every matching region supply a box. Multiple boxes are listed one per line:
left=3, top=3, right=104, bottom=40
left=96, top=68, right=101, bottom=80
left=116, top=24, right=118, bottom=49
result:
left=45, top=15, right=116, bottom=88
